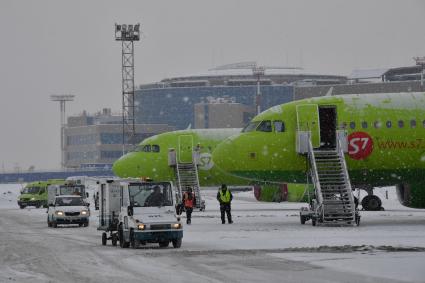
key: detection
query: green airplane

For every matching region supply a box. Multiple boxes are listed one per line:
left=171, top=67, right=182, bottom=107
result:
left=212, top=92, right=425, bottom=210
left=112, top=128, right=307, bottom=202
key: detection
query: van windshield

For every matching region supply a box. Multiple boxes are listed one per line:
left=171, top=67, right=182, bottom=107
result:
left=22, top=187, right=40, bottom=194
left=59, top=185, right=85, bottom=196
left=55, top=197, right=85, bottom=206
left=129, top=183, right=173, bottom=207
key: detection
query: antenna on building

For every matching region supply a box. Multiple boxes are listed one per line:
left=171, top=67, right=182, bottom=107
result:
left=50, top=94, right=75, bottom=169
left=115, top=23, right=141, bottom=154
left=413, top=56, right=425, bottom=90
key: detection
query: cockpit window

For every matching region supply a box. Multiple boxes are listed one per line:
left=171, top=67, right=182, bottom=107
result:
left=274, top=121, right=285, bottom=132
left=242, top=121, right=260, bottom=133
left=142, top=145, right=151, bottom=152
left=152, top=145, right=160, bottom=152
left=256, top=120, right=272, bottom=132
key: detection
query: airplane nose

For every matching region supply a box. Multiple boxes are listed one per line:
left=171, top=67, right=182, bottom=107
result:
left=212, top=139, right=237, bottom=174
left=112, top=153, right=139, bottom=177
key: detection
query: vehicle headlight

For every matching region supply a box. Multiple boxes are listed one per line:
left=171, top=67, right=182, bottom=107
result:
left=30, top=197, right=35, bottom=201
left=55, top=211, right=64, bottom=216
left=137, top=224, right=145, bottom=230
left=172, top=223, right=182, bottom=229
left=81, top=210, right=89, bottom=216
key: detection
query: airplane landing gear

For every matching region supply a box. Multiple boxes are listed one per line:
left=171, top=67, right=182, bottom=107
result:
left=361, top=195, right=383, bottom=211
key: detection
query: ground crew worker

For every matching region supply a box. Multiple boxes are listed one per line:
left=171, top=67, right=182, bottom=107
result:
left=217, top=184, right=233, bottom=224
left=182, top=188, right=196, bottom=224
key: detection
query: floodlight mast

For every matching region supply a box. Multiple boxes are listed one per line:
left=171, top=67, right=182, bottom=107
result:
left=50, top=94, right=75, bottom=169
left=115, top=23, right=141, bottom=154
left=414, top=56, right=425, bottom=90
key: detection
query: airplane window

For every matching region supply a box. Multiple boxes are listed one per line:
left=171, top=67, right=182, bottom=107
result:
left=142, top=145, right=151, bottom=152
left=242, top=121, right=260, bottom=133
left=152, top=145, right=160, bottom=152
left=361, top=121, right=368, bottom=129
left=398, top=120, right=404, bottom=128
left=373, top=121, right=381, bottom=128
left=274, top=121, right=285, bottom=132
left=349, top=122, right=355, bottom=129
left=256, top=120, right=272, bottom=132
left=410, top=120, right=416, bottom=128
left=386, top=121, right=392, bottom=128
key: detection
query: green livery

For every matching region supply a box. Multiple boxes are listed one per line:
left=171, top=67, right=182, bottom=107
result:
left=18, top=179, right=65, bottom=209
left=112, top=129, right=306, bottom=202
left=113, top=128, right=246, bottom=185
left=212, top=92, right=425, bottom=209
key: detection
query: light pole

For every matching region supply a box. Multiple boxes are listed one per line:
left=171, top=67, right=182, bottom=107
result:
left=414, top=56, right=425, bottom=90
left=115, top=23, right=140, bottom=154
left=252, top=66, right=265, bottom=115
left=50, top=95, right=75, bottom=169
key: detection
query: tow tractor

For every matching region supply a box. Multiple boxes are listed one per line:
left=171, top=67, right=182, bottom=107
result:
left=97, top=179, right=183, bottom=248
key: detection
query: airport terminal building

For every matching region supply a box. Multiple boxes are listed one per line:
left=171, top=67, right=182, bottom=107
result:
left=135, top=65, right=347, bottom=130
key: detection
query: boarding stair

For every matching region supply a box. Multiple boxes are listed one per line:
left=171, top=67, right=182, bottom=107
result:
left=169, top=149, right=205, bottom=211
left=301, top=135, right=359, bottom=225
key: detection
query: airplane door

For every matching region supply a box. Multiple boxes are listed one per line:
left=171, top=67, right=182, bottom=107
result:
left=296, top=104, right=320, bottom=148
left=178, top=135, right=193, bottom=163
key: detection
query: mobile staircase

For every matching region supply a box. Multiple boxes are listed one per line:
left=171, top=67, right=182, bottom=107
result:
left=169, top=149, right=205, bottom=211
left=300, top=134, right=360, bottom=226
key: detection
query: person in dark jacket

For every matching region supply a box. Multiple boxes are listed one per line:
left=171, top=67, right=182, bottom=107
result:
left=217, top=184, right=233, bottom=224
left=144, top=186, right=164, bottom=206
left=182, top=188, right=196, bottom=224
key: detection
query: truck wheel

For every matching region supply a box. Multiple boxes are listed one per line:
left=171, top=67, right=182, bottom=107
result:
left=36, top=204, right=41, bottom=209
left=159, top=241, right=169, bottom=248
left=19, top=205, right=25, bottom=209
left=300, top=214, right=306, bottom=225
left=119, top=226, right=129, bottom=248
left=47, top=217, right=51, bottom=227
left=172, top=238, right=182, bottom=248
left=102, top=232, right=107, bottom=245
left=52, top=221, right=57, bottom=228
left=312, top=218, right=316, bottom=227
left=111, top=233, right=118, bottom=246
left=83, top=222, right=89, bottom=227
left=129, top=229, right=137, bottom=248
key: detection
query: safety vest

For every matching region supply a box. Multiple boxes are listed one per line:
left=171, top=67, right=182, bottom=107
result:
left=184, top=192, right=194, bottom=208
left=219, top=189, right=231, bottom=203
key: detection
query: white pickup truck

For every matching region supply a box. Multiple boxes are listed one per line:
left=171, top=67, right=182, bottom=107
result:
left=47, top=195, right=90, bottom=228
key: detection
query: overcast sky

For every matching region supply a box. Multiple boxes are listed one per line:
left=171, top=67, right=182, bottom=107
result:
left=0, top=0, right=424, bottom=171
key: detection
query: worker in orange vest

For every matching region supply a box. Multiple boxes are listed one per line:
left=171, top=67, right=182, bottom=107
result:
left=182, top=188, right=196, bottom=225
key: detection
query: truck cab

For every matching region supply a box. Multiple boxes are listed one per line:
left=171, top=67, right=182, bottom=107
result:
left=47, top=182, right=88, bottom=206
left=98, top=180, right=183, bottom=248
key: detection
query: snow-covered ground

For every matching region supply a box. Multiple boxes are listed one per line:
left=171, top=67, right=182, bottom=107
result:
left=1, top=184, right=425, bottom=283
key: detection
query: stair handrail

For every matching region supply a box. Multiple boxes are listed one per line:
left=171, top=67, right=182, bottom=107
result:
left=307, top=137, right=323, bottom=212
left=192, top=156, right=203, bottom=208
left=336, top=136, right=356, bottom=216
left=174, top=151, right=183, bottom=203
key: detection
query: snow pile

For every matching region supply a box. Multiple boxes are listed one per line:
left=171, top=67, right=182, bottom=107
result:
left=0, top=183, right=23, bottom=208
